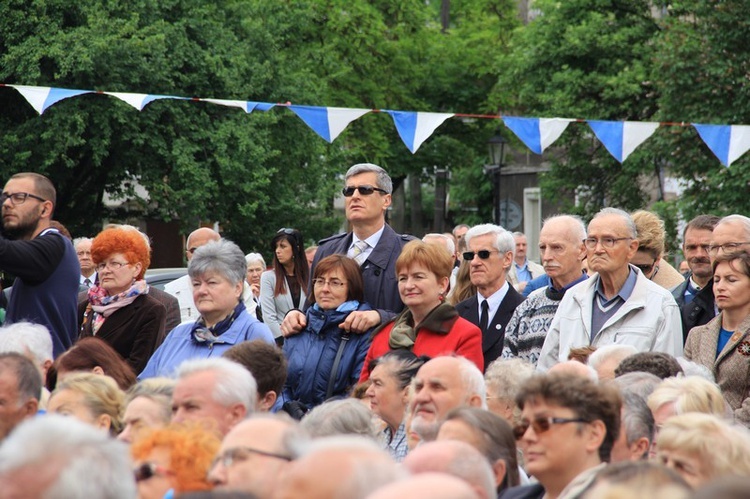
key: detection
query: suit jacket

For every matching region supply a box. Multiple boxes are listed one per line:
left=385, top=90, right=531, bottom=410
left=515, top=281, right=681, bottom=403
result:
left=499, top=483, right=545, bottom=499
left=260, top=270, right=307, bottom=339
left=678, top=283, right=715, bottom=343
left=78, top=294, right=167, bottom=374
left=685, top=313, right=750, bottom=427
left=455, top=286, right=525, bottom=369
left=312, top=224, right=414, bottom=324
left=148, top=287, right=181, bottom=333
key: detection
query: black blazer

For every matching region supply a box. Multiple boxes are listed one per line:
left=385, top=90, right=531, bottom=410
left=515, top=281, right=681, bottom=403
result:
left=455, top=286, right=525, bottom=369
left=679, top=284, right=715, bottom=343
left=78, top=294, right=167, bottom=374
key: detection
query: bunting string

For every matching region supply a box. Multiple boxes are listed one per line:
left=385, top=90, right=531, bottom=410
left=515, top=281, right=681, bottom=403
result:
left=0, top=83, right=746, bottom=165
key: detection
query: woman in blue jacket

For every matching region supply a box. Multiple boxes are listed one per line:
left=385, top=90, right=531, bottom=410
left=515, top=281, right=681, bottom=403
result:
left=282, top=254, right=372, bottom=411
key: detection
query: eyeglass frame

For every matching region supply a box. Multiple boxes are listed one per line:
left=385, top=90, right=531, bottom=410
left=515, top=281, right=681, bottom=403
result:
left=633, top=260, right=657, bottom=275
left=133, top=462, right=174, bottom=482
left=341, top=185, right=388, bottom=197
left=708, top=242, right=750, bottom=255
left=95, top=260, right=131, bottom=272
left=211, top=446, right=293, bottom=470
left=512, top=415, right=590, bottom=440
left=312, top=277, right=347, bottom=289
left=0, top=191, right=47, bottom=206
left=583, top=237, right=633, bottom=250
left=462, top=250, right=499, bottom=261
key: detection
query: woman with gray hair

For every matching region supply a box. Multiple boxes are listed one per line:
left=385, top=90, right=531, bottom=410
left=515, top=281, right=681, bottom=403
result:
left=139, top=240, right=274, bottom=378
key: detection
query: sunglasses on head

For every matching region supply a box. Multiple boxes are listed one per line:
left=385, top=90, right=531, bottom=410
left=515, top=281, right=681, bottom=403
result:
left=462, top=250, right=498, bottom=260
left=512, top=416, right=589, bottom=440
left=342, top=185, right=388, bottom=197
left=133, top=463, right=172, bottom=482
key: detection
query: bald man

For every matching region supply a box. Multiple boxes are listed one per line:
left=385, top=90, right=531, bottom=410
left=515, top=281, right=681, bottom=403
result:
left=366, top=473, right=477, bottom=499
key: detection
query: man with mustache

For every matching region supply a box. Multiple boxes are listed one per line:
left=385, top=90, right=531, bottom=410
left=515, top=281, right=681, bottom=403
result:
left=671, top=215, right=720, bottom=341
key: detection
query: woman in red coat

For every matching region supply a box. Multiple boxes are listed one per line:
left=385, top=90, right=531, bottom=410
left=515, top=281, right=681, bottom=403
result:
left=360, top=240, right=483, bottom=381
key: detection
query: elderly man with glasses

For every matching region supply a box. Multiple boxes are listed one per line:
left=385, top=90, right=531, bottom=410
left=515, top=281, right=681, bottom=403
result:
left=0, top=172, right=79, bottom=357
left=537, top=208, right=683, bottom=371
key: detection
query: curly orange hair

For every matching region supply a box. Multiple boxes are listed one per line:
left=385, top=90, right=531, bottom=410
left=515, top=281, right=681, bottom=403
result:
left=91, top=228, right=150, bottom=279
left=131, top=423, right=220, bottom=494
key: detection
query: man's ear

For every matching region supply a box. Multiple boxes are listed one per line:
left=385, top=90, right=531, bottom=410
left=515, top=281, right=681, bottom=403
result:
left=227, top=403, right=248, bottom=426
left=630, top=436, right=651, bottom=460
left=467, top=394, right=483, bottom=408
left=258, top=391, right=278, bottom=412
left=22, top=398, right=39, bottom=417
left=585, top=419, right=607, bottom=456
left=92, top=366, right=105, bottom=376
left=491, top=458, right=507, bottom=488
left=96, top=413, right=112, bottom=432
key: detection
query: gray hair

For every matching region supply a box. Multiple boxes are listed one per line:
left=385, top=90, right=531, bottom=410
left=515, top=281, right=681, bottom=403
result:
left=0, top=352, right=41, bottom=404
left=464, top=224, right=515, bottom=259
left=613, top=372, right=662, bottom=400
left=300, top=399, right=378, bottom=440
left=0, top=322, right=53, bottom=367
left=345, top=163, right=393, bottom=194
left=422, top=233, right=456, bottom=256
left=189, top=239, right=247, bottom=286
left=592, top=207, right=638, bottom=239
left=175, top=357, right=257, bottom=413
left=484, top=358, right=535, bottom=421
left=124, top=377, right=176, bottom=424
left=72, top=237, right=92, bottom=250
left=543, top=214, right=587, bottom=242
left=512, top=231, right=525, bottom=238
left=588, top=345, right=639, bottom=371
left=457, top=356, right=487, bottom=409
left=245, top=252, right=266, bottom=269
left=717, top=214, right=750, bottom=238
left=621, top=392, right=654, bottom=457
left=0, top=415, right=136, bottom=498
left=676, top=357, right=715, bottom=382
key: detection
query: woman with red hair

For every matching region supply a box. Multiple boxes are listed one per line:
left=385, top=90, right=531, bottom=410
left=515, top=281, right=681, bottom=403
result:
left=78, top=227, right=166, bottom=374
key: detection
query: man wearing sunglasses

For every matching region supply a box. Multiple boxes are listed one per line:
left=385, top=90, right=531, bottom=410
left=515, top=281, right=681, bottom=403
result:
left=454, top=224, right=524, bottom=369
left=0, top=172, right=79, bottom=358
left=282, top=163, right=413, bottom=336
left=502, top=372, right=621, bottom=499
left=537, top=208, right=682, bottom=371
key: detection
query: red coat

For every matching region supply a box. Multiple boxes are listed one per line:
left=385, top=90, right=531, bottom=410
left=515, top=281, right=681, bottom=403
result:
left=359, top=315, right=484, bottom=381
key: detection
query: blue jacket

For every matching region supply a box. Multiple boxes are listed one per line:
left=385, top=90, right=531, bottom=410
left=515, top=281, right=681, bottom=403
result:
left=139, top=309, right=274, bottom=379
left=283, top=301, right=372, bottom=407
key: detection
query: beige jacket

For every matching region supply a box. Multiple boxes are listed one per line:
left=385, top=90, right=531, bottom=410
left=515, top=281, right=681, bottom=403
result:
left=685, top=313, right=750, bottom=427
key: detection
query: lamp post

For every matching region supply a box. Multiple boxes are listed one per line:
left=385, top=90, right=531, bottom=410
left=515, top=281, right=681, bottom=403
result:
left=484, top=132, right=507, bottom=225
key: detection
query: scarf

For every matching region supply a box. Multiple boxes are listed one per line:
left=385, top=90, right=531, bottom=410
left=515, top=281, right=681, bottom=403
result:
left=388, top=302, right=458, bottom=350
left=86, top=280, right=149, bottom=335
left=191, top=301, right=246, bottom=346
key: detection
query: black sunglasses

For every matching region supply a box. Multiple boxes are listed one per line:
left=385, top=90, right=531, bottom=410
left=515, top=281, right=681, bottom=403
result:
left=462, top=250, right=499, bottom=260
left=634, top=262, right=656, bottom=274
left=342, top=185, right=388, bottom=197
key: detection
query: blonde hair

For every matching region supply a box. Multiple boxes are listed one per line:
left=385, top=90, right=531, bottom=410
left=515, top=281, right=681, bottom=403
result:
left=647, top=376, right=728, bottom=418
left=52, top=372, right=125, bottom=435
left=657, top=413, right=750, bottom=480
left=632, top=210, right=666, bottom=260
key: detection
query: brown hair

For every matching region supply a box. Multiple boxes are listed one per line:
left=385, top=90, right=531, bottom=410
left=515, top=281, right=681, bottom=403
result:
left=396, top=240, right=453, bottom=280
left=712, top=250, right=750, bottom=278
left=449, top=259, right=475, bottom=305
left=517, top=373, right=622, bottom=463
left=309, top=254, right=364, bottom=304
left=223, top=340, right=288, bottom=397
left=131, top=423, right=220, bottom=494
left=271, top=229, right=309, bottom=297
left=91, top=227, right=150, bottom=279
left=683, top=214, right=720, bottom=240
left=55, top=337, right=136, bottom=390
left=568, top=345, right=597, bottom=363
left=10, top=172, right=56, bottom=207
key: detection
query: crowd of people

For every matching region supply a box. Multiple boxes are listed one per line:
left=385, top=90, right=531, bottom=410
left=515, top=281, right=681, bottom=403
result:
left=0, top=168, right=749, bottom=498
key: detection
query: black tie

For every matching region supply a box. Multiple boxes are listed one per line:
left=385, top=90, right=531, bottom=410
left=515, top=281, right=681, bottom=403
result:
left=84, top=278, right=91, bottom=287
left=480, top=300, right=489, bottom=334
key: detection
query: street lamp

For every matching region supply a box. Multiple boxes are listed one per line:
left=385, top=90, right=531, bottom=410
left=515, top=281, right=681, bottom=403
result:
left=484, top=132, right=507, bottom=225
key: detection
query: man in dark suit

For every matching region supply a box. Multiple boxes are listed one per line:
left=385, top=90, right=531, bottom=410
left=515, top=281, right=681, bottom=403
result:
left=282, top=163, right=413, bottom=335
left=454, top=224, right=524, bottom=369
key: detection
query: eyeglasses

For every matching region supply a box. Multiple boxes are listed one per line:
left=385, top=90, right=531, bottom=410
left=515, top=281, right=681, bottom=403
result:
left=584, top=237, right=632, bottom=249
left=277, top=228, right=297, bottom=235
left=211, top=446, right=292, bottom=470
left=96, top=261, right=130, bottom=272
left=462, top=250, right=499, bottom=260
left=708, top=242, right=750, bottom=255
left=133, top=462, right=173, bottom=482
left=342, top=185, right=388, bottom=197
left=512, top=416, right=589, bottom=440
left=633, top=261, right=657, bottom=275
left=312, top=278, right=346, bottom=289
left=0, top=192, right=47, bottom=205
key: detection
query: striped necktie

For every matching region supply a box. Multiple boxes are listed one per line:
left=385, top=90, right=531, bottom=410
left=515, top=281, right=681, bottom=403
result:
left=349, top=240, right=369, bottom=266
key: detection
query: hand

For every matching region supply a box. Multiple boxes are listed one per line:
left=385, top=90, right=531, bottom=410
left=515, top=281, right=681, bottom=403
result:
left=251, top=283, right=260, bottom=297
left=340, top=310, right=381, bottom=334
left=281, top=310, right=306, bottom=337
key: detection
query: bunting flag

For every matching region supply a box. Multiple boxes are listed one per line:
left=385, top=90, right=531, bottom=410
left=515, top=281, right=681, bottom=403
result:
left=502, top=117, right=573, bottom=154
left=693, top=124, right=750, bottom=167
left=5, top=83, right=750, bottom=164
left=587, top=120, right=660, bottom=163
left=386, top=111, right=454, bottom=153
left=9, top=85, right=91, bottom=114
left=288, top=106, right=370, bottom=143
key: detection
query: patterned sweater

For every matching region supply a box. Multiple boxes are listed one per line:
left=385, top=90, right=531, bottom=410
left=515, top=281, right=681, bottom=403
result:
left=501, top=287, right=562, bottom=367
